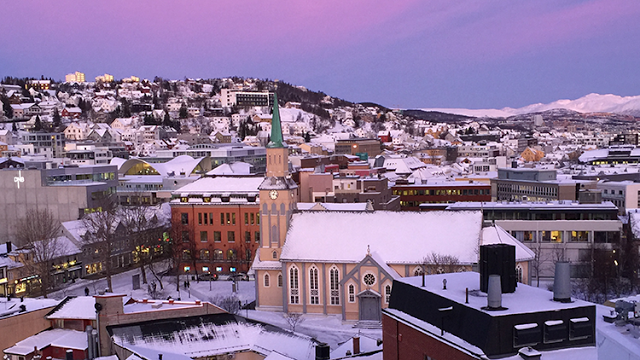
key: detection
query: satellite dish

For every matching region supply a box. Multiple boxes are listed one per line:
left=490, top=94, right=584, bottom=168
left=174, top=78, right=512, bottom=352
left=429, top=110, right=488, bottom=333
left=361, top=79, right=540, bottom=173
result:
left=94, top=303, right=103, bottom=312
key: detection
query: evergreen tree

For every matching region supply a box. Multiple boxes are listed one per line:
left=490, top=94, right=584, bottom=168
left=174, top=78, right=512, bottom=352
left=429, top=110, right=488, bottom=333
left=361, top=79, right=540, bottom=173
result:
left=304, top=131, right=311, bottom=143
left=34, top=115, right=43, bottom=131
left=2, top=98, right=13, bottom=119
left=179, top=103, right=188, bottom=119
left=12, top=122, right=17, bottom=132
left=143, top=113, right=156, bottom=125
left=163, top=112, right=172, bottom=127
left=122, top=99, right=132, bottom=118
left=52, top=108, right=61, bottom=129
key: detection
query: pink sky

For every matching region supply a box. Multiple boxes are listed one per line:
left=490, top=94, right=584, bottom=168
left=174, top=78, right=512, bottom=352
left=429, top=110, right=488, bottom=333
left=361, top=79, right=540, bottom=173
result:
left=1, top=0, right=639, bottom=108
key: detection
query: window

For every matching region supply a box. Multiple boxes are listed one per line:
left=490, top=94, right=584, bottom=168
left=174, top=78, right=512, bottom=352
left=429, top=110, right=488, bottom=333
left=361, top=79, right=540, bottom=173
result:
left=245, top=231, right=251, bottom=243
left=310, top=267, right=319, bottom=304
left=512, top=231, right=535, bottom=242
left=251, top=213, right=255, bottom=225
left=330, top=267, right=340, bottom=305
left=363, top=273, right=376, bottom=286
left=256, top=212, right=260, bottom=225
left=181, top=231, right=190, bottom=243
left=290, top=266, right=300, bottom=304
left=213, top=249, right=223, bottom=260
left=570, top=231, right=589, bottom=242
left=272, top=250, right=277, bottom=259
left=245, top=213, right=249, bottom=225
left=200, top=231, right=208, bottom=242
left=204, top=213, right=209, bottom=225
left=200, top=249, right=210, bottom=260
left=220, top=213, right=224, bottom=225
left=594, top=231, right=620, bottom=244
left=228, top=231, right=235, bottom=242
left=182, top=250, right=191, bottom=260
left=516, top=265, right=523, bottom=283
left=278, top=273, right=283, bottom=287
left=214, top=231, right=221, bottom=242
left=264, top=273, right=270, bottom=287
left=181, top=213, right=189, bottom=225
left=232, top=213, right=236, bottom=225
left=227, top=249, right=237, bottom=260
left=226, top=213, right=230, bottom=225
left=385, top=284, right=392, bottom=303
left=209, top=213, right=213, bottom=224
left=255, top=231, right=261, bottom=243
left=246, top=249, right=251, bottom=261
left=348, top=284, right=355, bottom=303
left=414, top=267, right=424, bottom=276
left=540, top=230, right=562, bottom=243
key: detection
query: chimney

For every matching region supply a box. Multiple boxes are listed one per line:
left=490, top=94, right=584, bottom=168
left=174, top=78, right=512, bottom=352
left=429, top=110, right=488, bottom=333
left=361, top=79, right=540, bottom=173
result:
left=315, top=343, right=330, bottom=360
left=353, top=336, right=360, bottom=355
left=65, top=349, right=73, bottom=360
left=158, top=354, right=163, bottom=360
left=553, top=261, right=572, bottom=303
left=487, top=275, right=502, bottom=309
left=6, top=241, right=11, bottom=253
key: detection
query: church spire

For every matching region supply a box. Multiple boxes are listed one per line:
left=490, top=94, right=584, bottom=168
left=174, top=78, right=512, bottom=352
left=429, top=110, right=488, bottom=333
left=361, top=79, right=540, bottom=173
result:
left=267, top=92, right=285, bottom=148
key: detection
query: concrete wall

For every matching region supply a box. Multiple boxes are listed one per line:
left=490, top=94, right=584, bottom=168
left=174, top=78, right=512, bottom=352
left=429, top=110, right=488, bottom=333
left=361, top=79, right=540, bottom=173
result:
left=0, top=306, right=57, bottom=356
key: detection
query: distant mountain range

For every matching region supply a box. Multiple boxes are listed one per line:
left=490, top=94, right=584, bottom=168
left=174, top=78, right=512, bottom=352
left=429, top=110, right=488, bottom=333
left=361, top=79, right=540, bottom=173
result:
left=421, top=93, right=640, bottom=118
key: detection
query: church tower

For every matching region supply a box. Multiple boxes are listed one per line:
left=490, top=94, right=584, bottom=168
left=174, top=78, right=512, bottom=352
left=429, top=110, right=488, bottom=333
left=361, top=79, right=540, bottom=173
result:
left=258, top=93, right=298, bottom=262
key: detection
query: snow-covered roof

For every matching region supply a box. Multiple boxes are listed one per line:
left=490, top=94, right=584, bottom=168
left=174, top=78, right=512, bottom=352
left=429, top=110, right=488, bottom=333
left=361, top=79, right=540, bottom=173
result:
left=0, top=297, right=59, bottom=319
left=46, top=296, right=96, bottom=320
left=4, top=328, right=87, bottom=355
left=112, top=321, right=316, bottom=360
left=281, top=211, right=483, bottom=264
left=206, top=162, right=253, bottom=176
left=174, top=177, right=263, bottom=195
left=296, top=202, right=372, bottom=212
left=119, top=155, right=207, bottom=177
left=480, top=226, right=535, bottom=262
left=331, top=335, right=382, bottom=359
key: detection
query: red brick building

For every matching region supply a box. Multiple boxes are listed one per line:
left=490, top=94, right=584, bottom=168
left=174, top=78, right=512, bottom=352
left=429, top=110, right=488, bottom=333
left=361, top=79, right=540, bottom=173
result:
left=170, top=177, right=263, bottom=276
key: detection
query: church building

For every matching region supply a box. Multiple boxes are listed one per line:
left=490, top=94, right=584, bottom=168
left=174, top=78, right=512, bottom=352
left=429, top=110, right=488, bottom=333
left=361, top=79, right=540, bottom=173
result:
left=252, top=94, right=534, bottom=322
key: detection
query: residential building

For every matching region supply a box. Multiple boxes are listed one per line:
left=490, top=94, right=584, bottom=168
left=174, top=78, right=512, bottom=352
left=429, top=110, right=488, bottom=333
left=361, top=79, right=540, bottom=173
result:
left=597, top=180, right=640, bottom=214
left=65, top=71, right=85, bottom=83
left=95, top=73, right=114, bottom=83
left=220, top=89, right=273, bottom=107
left=20, top=131, right=65, bottom=158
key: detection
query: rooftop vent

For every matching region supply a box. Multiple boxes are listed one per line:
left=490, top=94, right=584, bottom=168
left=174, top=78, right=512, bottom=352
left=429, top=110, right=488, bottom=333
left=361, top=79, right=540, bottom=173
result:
left=553, top=261, right=572, bottom=303
left=479, top=244, right=516, bottom=294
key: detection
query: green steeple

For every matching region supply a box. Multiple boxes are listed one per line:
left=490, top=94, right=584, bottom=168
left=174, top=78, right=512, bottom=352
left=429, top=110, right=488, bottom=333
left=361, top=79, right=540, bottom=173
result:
left=267, top=92, right=285, bottom=148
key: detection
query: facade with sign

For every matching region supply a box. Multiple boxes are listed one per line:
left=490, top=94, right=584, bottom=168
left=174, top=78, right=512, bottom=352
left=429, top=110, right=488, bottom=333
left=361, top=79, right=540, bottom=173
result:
left=0, top=165, right=118, bottom=242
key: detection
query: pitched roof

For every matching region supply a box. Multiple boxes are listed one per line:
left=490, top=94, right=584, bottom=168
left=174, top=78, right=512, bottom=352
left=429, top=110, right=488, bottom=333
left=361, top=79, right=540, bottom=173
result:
left=280, top=211, right=483, bottom=264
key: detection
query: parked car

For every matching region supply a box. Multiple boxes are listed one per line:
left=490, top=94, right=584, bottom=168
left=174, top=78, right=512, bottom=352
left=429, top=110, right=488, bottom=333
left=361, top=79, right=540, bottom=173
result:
left=198, top=273, right=218, bottom=281
left=226, top=272, right=249, bottom=281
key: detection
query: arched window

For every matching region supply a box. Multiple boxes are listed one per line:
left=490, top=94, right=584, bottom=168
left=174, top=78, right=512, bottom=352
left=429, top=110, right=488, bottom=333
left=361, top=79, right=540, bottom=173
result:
left=289, top=266, right=299, bottom=304
left=385, top=284, right=392, bottom=304
left=271, top=225, right=278, bottom=244
left=413, top=266, right=424, bottom=276
left=262, top=203, right=267, bottom=214
left=348, top=284, right=355, bottom=303
left=516, top=265, right=523, bottom=283
left=272, top=250, right=277, bottom=259
left=264, top=273, right=270, bottom=287
left=199, top=249, right=210, bottom=260
left=277, top=273, right=283, bottom=287
left=330, top=267, right=340, bottom=305
left=245, top=249, right=252, bottom=261
left=213, top=249, right=223, bottom=260
left=227, top=249, right=237, bottom=260
left=309, top=266, right=319, bottom=305
left=280, top=203, right=285, bottom=215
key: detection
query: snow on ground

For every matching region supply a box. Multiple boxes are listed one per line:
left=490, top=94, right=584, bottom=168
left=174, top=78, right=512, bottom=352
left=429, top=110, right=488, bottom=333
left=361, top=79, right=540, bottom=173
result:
left=48, top=263, right=379, bottom=351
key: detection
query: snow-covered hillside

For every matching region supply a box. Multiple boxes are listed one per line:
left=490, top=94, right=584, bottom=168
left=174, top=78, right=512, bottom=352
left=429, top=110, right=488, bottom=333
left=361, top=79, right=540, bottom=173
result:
left=424, top=93, right=640, bottom=117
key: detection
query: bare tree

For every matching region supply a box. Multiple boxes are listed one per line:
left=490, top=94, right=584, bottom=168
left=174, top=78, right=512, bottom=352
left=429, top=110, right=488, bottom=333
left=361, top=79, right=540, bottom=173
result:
left=82, top=196, right=119, bottom=292
left=210, top=294, right=240, bottom=314
left=422, top=252, right=462, bottom=275
left=122, top=203, right=168, bottom=285
left=529, top=245, right=549, bottom=287
left=15, top=209, right=65, bottom=298
left=284, top=312, right=304, bottom=332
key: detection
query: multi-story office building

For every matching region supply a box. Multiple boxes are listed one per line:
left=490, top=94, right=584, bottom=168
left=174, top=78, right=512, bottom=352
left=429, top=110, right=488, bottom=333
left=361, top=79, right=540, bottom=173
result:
left=492, top=168, right=596, bottom=202
left=170, top=177, right=263, bottom=275
left=220, top=89, right=273, bottom=107
left=447, top=200, right=622, bottom=280
left=0, top=165, right=118, bottom=242
left=65, top=71, right=85, bottom=83
left=394, top=181, right=491, bottom=211
left=334, top=138, right=382, bottom=160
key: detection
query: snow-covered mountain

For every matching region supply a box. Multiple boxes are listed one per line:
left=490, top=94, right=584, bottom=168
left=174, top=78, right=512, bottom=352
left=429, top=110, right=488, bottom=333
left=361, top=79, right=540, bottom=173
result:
left=424, top=93, right=640, bottom=118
